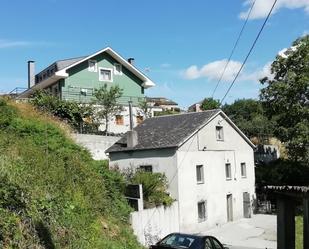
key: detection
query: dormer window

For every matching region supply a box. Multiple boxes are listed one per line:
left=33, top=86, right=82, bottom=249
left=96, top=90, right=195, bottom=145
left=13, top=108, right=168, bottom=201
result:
left=114, top=63, right=122, bottom=75
left=88, top=60, right=97, bottom=72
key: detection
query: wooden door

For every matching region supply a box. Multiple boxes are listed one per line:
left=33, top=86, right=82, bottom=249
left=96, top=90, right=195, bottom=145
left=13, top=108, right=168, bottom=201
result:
left=243, top=192, right=251, bottom=218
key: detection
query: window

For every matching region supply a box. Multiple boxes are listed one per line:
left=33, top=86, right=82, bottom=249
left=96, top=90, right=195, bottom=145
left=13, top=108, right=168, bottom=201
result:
left=115, top=115, right=124, bottom=125
left=159, top=234, right=195, bottom=248
left=114, top=63, right=122, bottom=75
left=198, top=201, right=206, bottom=222
left=204, top=238, right=212, bottom=249
left=211, top=237, right=224, bottom=249
left=216, top=126, right=224, bottom=141
left=225, top=163, right=231, bottom=180
left=136, top=115, right=143, bottom=124
left=88, top=60, right=97, bottom=72
left=196, top=165, right=204, bottom=184
left=241, top=162, right=247, bottom=178
left=99, top=67, right=113, bottom=82
left=140, top=165, right=152, bottom=173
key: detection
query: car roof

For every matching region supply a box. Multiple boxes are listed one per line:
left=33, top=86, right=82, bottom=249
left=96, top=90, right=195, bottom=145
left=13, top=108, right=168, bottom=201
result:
left=168, top=233, right=213, bottom=239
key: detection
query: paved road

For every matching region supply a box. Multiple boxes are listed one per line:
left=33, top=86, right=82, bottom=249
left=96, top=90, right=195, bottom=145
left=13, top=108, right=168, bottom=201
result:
left=200, top=214, right=277, bottom=249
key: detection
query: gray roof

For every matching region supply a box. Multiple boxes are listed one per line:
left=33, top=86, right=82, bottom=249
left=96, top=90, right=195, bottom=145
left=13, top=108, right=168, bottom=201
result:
left=55, top=56, right=86, bottom=71
left=106, top=109, right=221, bottom=153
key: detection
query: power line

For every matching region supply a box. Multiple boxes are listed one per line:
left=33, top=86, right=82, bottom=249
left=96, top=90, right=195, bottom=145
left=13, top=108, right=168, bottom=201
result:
left=211, top=0, right=256, bottom=98
left=220, top=0, right=278, bottom=104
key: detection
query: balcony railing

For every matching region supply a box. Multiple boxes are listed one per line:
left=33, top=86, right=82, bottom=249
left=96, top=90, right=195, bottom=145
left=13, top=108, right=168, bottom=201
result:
left=61, top=87, right=145, bottom=106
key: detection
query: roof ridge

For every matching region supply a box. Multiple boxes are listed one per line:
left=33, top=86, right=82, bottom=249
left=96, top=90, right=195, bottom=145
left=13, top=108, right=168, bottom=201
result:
left=149, top=109, right=221, bottom=119
left=56, top=55, right=87, bottom=63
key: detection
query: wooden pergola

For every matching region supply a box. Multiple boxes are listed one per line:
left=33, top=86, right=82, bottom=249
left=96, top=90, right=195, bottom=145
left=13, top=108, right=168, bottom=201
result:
left=266, top=186, right=309, bottom=249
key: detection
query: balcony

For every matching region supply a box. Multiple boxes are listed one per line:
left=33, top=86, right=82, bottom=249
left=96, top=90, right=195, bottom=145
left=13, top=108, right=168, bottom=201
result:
left=61, top=87, right=145, bottom=106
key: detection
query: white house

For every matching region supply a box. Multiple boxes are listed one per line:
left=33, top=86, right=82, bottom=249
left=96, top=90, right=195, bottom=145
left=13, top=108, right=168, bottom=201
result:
left=106, top=109, right=256, bottom=233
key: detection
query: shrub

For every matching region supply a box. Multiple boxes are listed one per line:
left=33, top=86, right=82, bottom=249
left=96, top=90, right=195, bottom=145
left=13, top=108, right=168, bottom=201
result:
left=31, top=90, right=98, bottom=132
left=130, top=171, right=174, bottom=208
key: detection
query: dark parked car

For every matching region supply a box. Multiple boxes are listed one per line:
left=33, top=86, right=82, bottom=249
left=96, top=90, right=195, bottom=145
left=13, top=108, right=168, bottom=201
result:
left=149, top=233, right=229, bottom=249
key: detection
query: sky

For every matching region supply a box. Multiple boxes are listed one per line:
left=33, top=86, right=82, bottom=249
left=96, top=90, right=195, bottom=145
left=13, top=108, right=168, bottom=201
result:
left=0, top=0, right=308, bottom=108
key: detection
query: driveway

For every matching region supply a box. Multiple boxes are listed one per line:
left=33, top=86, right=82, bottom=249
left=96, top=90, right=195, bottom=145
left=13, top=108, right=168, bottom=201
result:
left=201, top=214, right=277, bottom=249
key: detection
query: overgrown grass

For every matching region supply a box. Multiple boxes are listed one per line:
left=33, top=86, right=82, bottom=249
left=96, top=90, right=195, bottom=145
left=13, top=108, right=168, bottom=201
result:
left=0, top=98, right=143, bottom=248
left=296, top=216, right=303, bottom=249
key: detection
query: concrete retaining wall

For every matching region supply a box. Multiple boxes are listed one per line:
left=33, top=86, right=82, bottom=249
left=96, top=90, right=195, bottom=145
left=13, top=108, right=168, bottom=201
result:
left=72, top=134, right=119, bottom=160
left=130, top=202, right=180, bottom=246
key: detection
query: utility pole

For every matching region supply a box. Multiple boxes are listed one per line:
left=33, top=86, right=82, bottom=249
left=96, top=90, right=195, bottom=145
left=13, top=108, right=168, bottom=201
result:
left=128, top=100, right=133, bottom=130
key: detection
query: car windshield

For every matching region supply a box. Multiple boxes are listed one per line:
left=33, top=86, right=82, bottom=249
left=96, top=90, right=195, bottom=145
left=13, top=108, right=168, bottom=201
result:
left=159, top=234, right=196, bottom=248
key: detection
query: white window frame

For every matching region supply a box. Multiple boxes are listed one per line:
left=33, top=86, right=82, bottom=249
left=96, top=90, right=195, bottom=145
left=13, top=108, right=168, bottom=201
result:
left=88, top=59, right=97, bottom=72
left=197, top=201, right=207, bottom=222
left=99, top=67, right=113, bottom=82
left=241, top=162, right=247, bottom=178
left=225, top=163, right=232, bottom=180
left=114, top=63, right=122, bottom=75
left=196, top=165, right=204, bottom=184
left=216, top=126, right=224, bottom=141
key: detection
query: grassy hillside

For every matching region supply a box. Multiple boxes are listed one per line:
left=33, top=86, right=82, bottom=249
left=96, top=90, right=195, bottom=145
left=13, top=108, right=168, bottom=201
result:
left=0, top=98, right=143, bottom=249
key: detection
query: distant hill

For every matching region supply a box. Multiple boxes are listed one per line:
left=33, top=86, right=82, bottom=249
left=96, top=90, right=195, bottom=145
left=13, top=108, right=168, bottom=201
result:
left=0, top=98, right=142, bottom=249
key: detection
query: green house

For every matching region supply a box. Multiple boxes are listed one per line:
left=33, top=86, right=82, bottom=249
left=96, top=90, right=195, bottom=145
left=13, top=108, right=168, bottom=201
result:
left=20, top=47, right=155, bottom=104
left=20, top=47, right=156, bottom=133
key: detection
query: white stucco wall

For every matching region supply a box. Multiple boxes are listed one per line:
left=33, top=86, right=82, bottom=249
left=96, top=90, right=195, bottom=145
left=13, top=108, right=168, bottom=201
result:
left=99, top=106, right=144, bottom=134
left=130, top=201, right=180, bottom=246
left=73, top=134, right=120, bottom=160
left=176, top=113, right=255, bottom=232
left=109, top=148, right=179, bottom=199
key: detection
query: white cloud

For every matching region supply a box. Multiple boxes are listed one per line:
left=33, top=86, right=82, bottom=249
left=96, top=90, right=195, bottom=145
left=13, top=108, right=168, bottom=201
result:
left=183, top=59, right=242, bottom=81
left=0, top=39, right=55, bottom=49
left=239, top=0, right=309, bottom=20
left=0, top=40, right=31, bottom=48
left=240, top=61, right=272, bottom=81
left=183, top=59, right=272, bottom=82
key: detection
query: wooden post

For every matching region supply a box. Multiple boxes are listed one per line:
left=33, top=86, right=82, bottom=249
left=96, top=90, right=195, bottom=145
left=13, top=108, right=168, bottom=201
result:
left=277, top=197, right=295, bottom=249
left=304, top=198, right=309, bottom=249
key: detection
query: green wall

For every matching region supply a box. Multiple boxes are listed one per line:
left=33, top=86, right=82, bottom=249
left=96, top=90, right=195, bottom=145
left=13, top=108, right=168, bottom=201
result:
left=61, top=52, right=144, bottom=103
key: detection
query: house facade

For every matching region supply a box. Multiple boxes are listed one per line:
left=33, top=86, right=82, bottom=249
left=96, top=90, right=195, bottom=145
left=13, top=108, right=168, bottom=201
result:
left=19, top=47, right=155, bottom=133
left=107, top=110, right=256, bottom=233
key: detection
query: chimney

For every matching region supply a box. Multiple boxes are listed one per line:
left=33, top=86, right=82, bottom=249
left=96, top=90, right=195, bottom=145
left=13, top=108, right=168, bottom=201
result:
left=27, top=60, right=35, bottom=89
left=127, top=130, right=138, bottom=148
left=128, top=57, right=135, bottom=65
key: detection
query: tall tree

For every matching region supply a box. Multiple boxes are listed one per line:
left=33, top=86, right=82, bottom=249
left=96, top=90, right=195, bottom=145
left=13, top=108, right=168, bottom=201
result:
left=260, top=35, right=309, bottom=163
left=222, top=99, right=274, bottom=141
left=93, top=84, right=123, bottom=133
left=200, top=97, right=220, bottom=111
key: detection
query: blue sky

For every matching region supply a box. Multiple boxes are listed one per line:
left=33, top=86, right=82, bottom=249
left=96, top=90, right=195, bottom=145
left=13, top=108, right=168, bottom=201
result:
left=0, top=0, right=308, bottom=108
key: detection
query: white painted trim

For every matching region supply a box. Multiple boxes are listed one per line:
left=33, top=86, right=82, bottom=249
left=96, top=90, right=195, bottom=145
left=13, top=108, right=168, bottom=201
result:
left=98, top=67, right=113, bottom=82
left=88, top=59, right=97, bottom=72
left=114, top=63, right=122, bottom=75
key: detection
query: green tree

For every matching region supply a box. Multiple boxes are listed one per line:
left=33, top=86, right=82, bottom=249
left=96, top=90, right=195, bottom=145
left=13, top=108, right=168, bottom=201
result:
left=260, top=35, right=309, bottom=163
left=200, top=97, right=220, bottom=111
left=222, top=99, right=275, bottom=141
left=93, top=84, right=123, bottom=133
